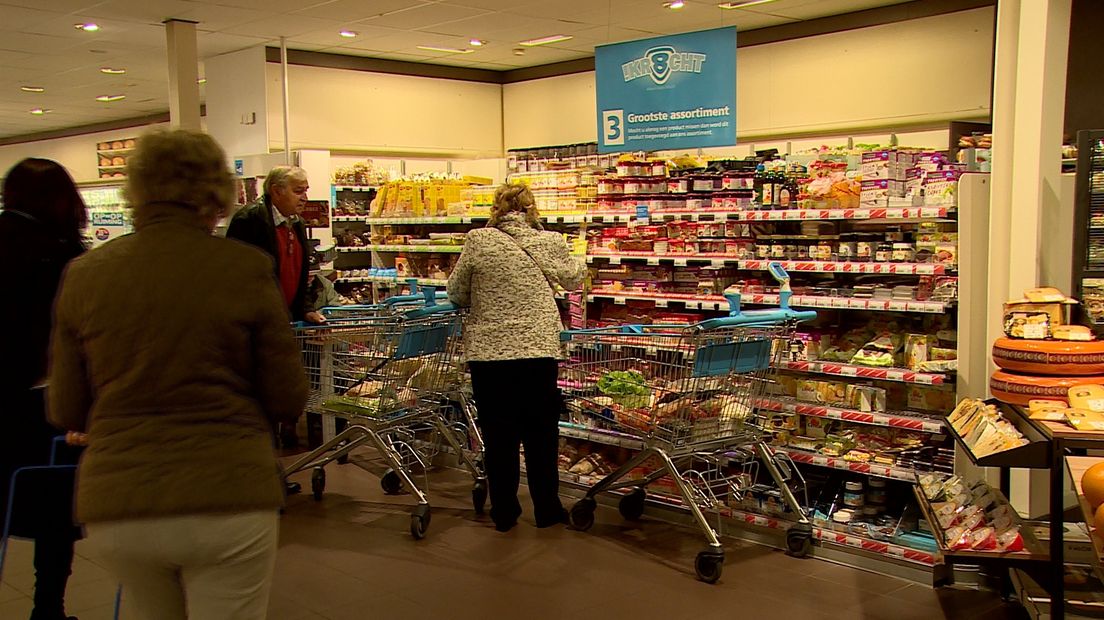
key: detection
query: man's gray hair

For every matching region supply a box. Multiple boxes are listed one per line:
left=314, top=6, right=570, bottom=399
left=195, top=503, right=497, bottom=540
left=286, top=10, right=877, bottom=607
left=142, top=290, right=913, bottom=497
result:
left=263, top=165, right=308, bottom=196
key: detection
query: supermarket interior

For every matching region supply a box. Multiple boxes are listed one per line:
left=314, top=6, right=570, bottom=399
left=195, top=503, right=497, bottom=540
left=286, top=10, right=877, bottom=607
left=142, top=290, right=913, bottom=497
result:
left=2, top=0, right=1104, bottom=618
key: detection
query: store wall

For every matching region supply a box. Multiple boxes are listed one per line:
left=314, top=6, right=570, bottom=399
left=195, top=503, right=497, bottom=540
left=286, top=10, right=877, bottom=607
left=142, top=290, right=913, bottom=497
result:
left=0, top=123, right=169, bottom=183
left=501, top=7, right=994, bottom=150
left=265, top=64, right=503, bottom=158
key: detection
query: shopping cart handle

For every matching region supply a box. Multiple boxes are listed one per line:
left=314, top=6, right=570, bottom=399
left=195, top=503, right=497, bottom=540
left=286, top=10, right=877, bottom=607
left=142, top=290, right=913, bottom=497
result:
left=767, top=261, right=792, bottom=310
left=405, top=300, right=458, bottom=318
left=698, top=308, right=817, bottom=330
left=382, top=279, right=427, bottom=306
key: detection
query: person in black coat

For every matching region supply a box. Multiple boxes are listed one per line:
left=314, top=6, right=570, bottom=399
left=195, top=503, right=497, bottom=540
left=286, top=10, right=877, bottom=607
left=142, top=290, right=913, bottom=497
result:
left=226, top=166, right=324, bottom=324
left=226, top=166, right=323, bottom=453
left=0, top=158, right=87, bottom=620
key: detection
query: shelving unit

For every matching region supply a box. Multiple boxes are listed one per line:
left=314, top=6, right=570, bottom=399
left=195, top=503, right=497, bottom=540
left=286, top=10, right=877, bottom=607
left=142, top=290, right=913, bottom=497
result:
left=95, top=138, right=135, bottom=180
left=588, top=288, right=949, bottom=314
left=757, top=398, right=944, bottom=433
left=775, top=361, right=949, bottom=385
left=776, top=447, right=921, bottom=482
left=1068, top=456, right=1104, bottom=583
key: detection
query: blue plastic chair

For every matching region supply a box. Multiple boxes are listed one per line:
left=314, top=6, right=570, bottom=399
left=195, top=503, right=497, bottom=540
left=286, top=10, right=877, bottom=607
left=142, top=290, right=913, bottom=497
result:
left=1, top=443, right=122, bottom=619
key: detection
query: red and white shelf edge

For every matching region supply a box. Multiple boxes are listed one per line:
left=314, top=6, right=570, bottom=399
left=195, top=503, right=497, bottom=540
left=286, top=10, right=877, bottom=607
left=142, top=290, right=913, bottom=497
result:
left=778, top=447, right=923, bottom=482
left=776, top=360, right=949, bottom=386
left=552, top=469, right=936, bottom=567
left=588, top=288, right=948, bottom=314
left=757, top=398, right=944, bottom=434
left=587, top=254, right=949, bottom=276
left=336, top=276, right=448, bottom=286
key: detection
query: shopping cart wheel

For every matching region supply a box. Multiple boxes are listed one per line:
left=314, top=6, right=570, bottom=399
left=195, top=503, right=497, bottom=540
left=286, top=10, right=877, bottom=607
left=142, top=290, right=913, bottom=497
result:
left=380, top=469, right=403, bottom=495
left=694, top=549, right=724, bottom=584
left=410, top=504, right=431, bottom=540
left=472, top=480, right=487, bottom=515
left=618, top=488, right=646, bottom=521
left=568, top=498, right=597, bottom=531
left=311, top=467, right=326, bottom=501
left=785, top=522, right=813, bottom=558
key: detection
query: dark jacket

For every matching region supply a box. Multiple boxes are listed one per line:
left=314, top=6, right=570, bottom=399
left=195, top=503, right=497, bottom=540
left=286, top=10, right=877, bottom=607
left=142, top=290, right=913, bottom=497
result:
left=0, top=209, right=84, bottom=517
left=226, top=196, right=312, bottom=320
left=47, top=203, right=309, bottom=523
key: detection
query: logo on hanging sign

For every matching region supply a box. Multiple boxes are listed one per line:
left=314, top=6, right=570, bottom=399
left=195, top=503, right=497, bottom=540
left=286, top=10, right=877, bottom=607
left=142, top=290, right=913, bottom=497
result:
left=621, top=46, right=707, bottom=86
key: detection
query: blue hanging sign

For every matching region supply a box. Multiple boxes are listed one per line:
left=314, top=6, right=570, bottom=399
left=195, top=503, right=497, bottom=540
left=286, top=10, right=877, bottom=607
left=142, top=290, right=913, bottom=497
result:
left=595, top=27, right=737, bottom=153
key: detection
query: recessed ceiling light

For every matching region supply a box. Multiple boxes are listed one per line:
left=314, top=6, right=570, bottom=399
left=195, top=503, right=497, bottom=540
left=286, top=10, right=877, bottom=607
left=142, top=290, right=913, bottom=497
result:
left=518, top=34, right=573, bottom=47
left=99, top=67, right=126, bottom=75
left=339, top=30, right=358, bottom=38
left=20, top=86, right=45, bottom=93
left=513, top=48, right=525, bottom=56
left=29, top=108, right=50, bottom=115
left=664, top=1, right=686, bottom=8
left=95, top=94, right=125, bottom=102
left=416, top=45, right=473, bottom=54
left=718, top=0, right=779, bottom=8
left=469, top=38, right=486, bottom=47
left=197, top=77, right=207, bottom=84
left=75, top=22, right=100, bottom=32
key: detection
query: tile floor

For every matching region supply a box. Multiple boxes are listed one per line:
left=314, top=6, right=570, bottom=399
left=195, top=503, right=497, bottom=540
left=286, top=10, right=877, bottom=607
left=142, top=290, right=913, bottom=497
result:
left=0, top=455, right=1028, bottom=620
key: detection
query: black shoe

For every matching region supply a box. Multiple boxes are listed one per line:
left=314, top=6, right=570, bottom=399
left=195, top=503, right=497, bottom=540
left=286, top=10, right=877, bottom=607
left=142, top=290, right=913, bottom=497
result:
left=286, top=481, right=302, bottom=495
left=491, top=504, right=522, bottom=532
left=535, top=507, right=569, bottom=528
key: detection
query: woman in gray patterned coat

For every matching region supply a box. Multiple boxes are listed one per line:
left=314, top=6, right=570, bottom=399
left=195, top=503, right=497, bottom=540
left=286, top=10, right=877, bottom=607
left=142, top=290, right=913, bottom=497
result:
left=448, top=183, right=587, bottom=532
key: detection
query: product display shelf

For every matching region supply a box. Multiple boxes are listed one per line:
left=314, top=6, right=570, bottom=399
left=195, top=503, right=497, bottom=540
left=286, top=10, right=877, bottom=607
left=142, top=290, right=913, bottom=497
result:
left=1067, top=455, right=1104, bottom=583
left=587, top=288, right=949, bottom=314
left=558, top=422, right=647, bottom=451
left=95, top=148, right=134, bottom=156
left=774, top=446, right=922, bottom=482
left=776, top=360, right=949, bottom=386
left=582, top=206, right=953, bottom=224
left=911, top=485, right=1049, bottom=564
left=756, top=398, right=944, bottom=433
left=333, top=185, right=379, bottom=192
left=364, top=215, right=476, bottom=224
left=96, top=165, right=127, bottom=171
left=342, top=244, right=464, bottom=254
left=586, top=253, right=948, bottom=275
left=944, top=399, right=1051, bottom=470
left=336, top=276, right=448, bottom=287
left=333, top=215, right=368, bottom=223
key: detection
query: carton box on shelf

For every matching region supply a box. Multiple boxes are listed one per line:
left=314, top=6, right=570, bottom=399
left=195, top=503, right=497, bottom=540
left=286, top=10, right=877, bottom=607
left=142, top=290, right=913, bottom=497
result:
left=861, top=151, right=891, bottom=179
left=923, top=170, right=961, bottom=207
left=860, top=179, right=890, bottom=206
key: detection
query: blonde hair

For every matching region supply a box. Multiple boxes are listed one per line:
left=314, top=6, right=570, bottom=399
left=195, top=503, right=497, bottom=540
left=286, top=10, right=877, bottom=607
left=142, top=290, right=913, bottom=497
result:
left=263, top=165, right=308, bottom=197
left=125, top=129, right=234, bottom=227
left=489, top=183, right=539, bottom=227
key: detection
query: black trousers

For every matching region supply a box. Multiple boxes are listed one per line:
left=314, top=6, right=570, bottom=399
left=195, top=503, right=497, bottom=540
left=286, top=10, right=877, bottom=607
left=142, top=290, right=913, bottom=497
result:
left=0, top=387, right=78, bottom=620
left=468, top=358, right=564, bottom=527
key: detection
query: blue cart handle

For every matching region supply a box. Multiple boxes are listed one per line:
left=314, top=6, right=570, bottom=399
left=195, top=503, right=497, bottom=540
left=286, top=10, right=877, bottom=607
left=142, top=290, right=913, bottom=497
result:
left=704, top=261, right=813, bottom=329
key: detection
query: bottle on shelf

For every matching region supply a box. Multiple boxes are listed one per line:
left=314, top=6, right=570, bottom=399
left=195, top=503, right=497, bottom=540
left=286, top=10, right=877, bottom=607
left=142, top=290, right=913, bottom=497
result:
left=754, top=164, right=768, bottom=209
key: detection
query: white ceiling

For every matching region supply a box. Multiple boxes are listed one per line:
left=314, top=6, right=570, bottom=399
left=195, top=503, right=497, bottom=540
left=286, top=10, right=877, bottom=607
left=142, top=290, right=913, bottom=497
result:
left=0, top=0, right=916, bottom=139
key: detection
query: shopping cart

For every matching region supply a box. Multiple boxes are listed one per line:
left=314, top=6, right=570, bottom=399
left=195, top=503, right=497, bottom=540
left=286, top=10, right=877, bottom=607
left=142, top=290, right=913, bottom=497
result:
left=562, top=262, right=816, bottom=583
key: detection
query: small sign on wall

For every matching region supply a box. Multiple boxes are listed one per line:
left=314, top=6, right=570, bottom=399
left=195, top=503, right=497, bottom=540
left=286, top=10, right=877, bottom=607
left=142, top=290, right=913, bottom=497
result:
left=595, top=27, right=737, bottom=153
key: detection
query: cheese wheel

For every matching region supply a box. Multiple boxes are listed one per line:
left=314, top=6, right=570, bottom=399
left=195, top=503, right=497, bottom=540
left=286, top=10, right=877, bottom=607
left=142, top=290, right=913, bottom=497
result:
left=990, top=370, right=1104, bottom=405
left=992, top=337, right=1104, bottom=375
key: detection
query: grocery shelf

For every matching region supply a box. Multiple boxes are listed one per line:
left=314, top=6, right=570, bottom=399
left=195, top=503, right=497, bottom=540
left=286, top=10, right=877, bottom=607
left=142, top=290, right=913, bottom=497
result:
left=944, top=400, right=1050, bottom=469
left=777, top=446, right=922, bottom=482
left=586, top=253, right=949, bottom=275
left=333, top=215, right=368, bottom=223
left=911, top=485, right=1049, bottom=563
left=336, top=276, right=448, bottom=287
left=588, top=288, right=948, bottom=314
left=365, top=216, right=476, bottom=224
left=96, top=148, right=134, bottom=156
left=97, top=165, right=128, bottom=171
left=1067, top=455, right=1104, bottom=582
left=332, top=185, right=379, bottom=192
left=339, top=244, right=464, bottom=253
left=583, top=207, right=953, bottom=223
left=776, top=360, right=949, bottom=385
left=558, top=422, right=646, bottom=450
left=757, top=398, right=944, bottom=433
left=725, top=507, right=938, bottom=567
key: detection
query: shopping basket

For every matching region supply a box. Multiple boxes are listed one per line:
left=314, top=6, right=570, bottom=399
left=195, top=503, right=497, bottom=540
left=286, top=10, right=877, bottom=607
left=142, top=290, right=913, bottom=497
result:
left=562, top=262, right=817, bottom=583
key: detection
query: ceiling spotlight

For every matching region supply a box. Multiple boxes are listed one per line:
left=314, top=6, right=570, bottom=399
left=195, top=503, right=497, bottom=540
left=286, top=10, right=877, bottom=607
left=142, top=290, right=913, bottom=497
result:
left=469, top=38, right=486, bottom=47
left=513, top=48, right=525, bottom=56
left=338, top=30, right=358, bottom=38
left=197, top=77, right=207, bottom=84
left=718, top=0, right=779, bottom=8
left=518, top=34, right=573, bottom=47
left=416, top=45, right=473, bottom=54
left=665, top=1, right=686, bottom=8
left=75, top=22, right=100, bottom=32
left=95, top=94, right=125, bottom=102
left=20, top=86, right=45, bottom=93
left=99, top=67, right=126, bottom=75
left=29, top=108, right=50, bottom=115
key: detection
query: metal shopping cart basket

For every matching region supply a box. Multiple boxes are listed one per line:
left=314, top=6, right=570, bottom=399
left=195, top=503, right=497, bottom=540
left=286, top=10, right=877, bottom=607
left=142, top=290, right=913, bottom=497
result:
left=562, top=262, right=816, bottom=583
left=283, top=293, right=468, bottom=539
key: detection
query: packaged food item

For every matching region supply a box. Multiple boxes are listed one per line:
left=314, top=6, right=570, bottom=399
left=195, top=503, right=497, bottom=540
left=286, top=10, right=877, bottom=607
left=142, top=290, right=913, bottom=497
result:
left=905, top=334, right=932, bottom=371
left=851, top=332, right=902, bottom=367
left=1004, top=312, right=1051, bottom=340
left=1054, top=325, right=1093, bottom=341
left=1069, top=384, right=1104, bottom=412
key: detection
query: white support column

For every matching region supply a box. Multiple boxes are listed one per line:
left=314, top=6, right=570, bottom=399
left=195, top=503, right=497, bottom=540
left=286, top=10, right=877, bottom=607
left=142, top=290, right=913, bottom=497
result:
left=164, top=19, right=201, bottom=131
left=987, top=0, right=1072, bottom=518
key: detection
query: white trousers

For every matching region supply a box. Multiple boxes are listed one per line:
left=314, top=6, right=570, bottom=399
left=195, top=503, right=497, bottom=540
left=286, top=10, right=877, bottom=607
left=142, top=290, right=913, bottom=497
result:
left=85, top=510, right=279, bottom=620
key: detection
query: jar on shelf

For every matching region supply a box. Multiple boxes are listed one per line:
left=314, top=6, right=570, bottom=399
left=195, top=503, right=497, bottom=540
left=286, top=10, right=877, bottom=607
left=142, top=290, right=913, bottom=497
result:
left=892, top=243, right=915, bottom=263
left=650, top=161, right=667, bottom=177
left=815, top=240, right=835, bottom=261
left=756, top=243, right=771, bottom=259
left=855, top=235, right=878, bottom=262
left=667, top=177, right=690, bottom=193
left=691, top=175, right=719, bottom=193
left=623, top=178, right=645, bottom=195
left=875, top=241, right=893, bottom=263
left=686, top=195, right=708, bottom=210
left=598, top=178, right=624, bottom=194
